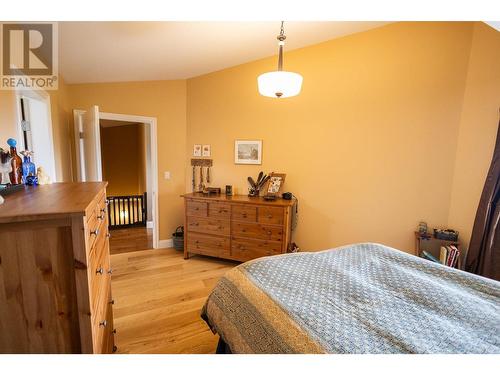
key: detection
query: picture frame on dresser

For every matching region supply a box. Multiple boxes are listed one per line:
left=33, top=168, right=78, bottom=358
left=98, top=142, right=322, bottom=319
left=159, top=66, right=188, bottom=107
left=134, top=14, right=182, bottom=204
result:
left=264, top=172, right=286, bottom=198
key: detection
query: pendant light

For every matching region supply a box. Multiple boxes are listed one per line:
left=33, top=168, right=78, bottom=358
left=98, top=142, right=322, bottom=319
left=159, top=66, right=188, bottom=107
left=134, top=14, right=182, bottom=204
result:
left=257, top=21, right=303, bottom=98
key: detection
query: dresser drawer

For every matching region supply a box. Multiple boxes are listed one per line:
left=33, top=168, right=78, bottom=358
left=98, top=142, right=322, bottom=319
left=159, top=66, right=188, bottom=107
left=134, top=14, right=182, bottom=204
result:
left=232, top=222, right=283, bottom=241
left=86, top=190, right=106, bottom=223
left=101, top=302, right=115, bottom=354
left=258, top=206, right=284, bottom=225
left=86, top=201, right=107, bottom=251
left=186, top=200, right=208, bottom=217
left=232, top=204, right=257, bottom=222
left=231, top=238, right=282, bottom=261
left=208, top=202, right=231, bottom=219
left=187, top=216, right=230, bottom=236
left=86, top=213, right=100, bottom=250
left=89, top=228, right=111, bottom=316
left=93, top=287, right=114, bottom=354
left=187, top=233, right=230, bottom=258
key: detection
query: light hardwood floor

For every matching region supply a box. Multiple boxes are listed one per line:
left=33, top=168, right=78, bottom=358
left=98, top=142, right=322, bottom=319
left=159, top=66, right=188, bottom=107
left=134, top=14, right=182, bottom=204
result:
left=110, top=248, right=237, bottom=353
left=109, top=227, right=153, bottom=255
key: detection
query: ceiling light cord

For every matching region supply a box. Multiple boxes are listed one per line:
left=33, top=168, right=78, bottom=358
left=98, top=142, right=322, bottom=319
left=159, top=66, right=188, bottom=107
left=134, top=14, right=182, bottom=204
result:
left=277, top=21, right=286, bottom=71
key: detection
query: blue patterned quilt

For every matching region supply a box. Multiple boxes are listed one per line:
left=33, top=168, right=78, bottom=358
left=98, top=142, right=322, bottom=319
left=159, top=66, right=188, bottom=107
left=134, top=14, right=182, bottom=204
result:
left=202, top=243, right=500, bottom=353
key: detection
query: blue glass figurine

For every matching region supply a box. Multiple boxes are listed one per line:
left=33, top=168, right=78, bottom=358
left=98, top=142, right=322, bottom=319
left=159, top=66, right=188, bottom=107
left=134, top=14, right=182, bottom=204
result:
left=20, top=150, right=38, bottom=186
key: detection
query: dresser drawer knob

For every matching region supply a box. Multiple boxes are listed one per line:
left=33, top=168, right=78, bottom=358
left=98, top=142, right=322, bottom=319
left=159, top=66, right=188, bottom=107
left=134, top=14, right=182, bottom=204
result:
left=112, top=329, right=117, bottom=334
left=105, top=199, right=110, bottom=205
left=100, top=207, right=106, bottom=213
left=90, top=229, right=99, bottom=236
left=99, top=320, right=107, bottom=328
left=106, top=232, right=111, bottom=238
left=108, top=268, right=113, bottom=275
left=97, top=214, right=104, bottom=220
left=96, top=267, right=104, bottom=275
left=109, top=299, right=115, bottom=305
left=113, top=345, right=117, bottom=353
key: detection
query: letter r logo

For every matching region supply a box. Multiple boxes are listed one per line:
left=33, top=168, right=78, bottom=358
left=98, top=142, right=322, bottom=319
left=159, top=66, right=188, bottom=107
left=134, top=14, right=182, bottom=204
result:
left=2, top=23, right=53, bottom=76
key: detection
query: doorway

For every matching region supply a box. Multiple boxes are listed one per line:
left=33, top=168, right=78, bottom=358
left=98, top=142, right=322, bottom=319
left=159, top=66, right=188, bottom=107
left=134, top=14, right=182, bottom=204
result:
left=15, top=90, right=57, bottom=183
left=73, top=108, right=159, bottom=251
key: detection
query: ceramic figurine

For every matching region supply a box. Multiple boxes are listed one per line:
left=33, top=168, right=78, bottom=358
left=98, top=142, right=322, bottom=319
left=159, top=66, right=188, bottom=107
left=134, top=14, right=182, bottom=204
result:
left=7, top=138, right=23, bottom=185
left=37, top=166, right=51, bottom=185
left=0, top=148, right=12, bottom=185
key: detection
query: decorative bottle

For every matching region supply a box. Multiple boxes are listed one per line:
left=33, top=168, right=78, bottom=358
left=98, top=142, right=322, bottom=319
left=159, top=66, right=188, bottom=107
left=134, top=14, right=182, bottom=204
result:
left=7, top=138, right=23, bottom=185
left=21, top=150, right=36, bottom=185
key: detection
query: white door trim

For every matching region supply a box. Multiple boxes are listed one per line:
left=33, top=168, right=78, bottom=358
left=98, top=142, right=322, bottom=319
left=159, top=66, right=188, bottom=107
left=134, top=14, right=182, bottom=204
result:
left=99, top=112, right=159, bottom=250
left=73, top=109, right=85, bottom=182
left=16, top=88, right=57, bottom=182
left=73, top=110, right=159, bottom=249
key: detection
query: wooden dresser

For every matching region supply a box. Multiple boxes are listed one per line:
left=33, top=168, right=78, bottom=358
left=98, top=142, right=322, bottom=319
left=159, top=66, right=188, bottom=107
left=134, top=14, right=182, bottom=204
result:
left=0, top=183, right=115, bottom=353
left=182, top=193, right=296, bottom=262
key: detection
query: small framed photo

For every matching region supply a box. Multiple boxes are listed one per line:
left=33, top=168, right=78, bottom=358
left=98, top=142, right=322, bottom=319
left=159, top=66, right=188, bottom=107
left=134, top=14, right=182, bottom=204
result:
left=264, top=173, right=286, bottom=197
left=193, top=144, right=202, bottom=157
left=202, top=144, right=211, bottom=157
left=235, top=140, right=262, bottom=165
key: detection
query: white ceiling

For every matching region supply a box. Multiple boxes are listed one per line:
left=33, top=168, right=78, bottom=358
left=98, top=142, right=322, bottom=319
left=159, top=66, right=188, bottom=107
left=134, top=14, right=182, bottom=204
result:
left=59, top=21, right=388, bottom=83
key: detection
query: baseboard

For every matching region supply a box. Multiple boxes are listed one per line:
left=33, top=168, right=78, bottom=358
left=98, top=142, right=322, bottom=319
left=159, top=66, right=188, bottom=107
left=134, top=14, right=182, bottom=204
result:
left=146, top=221, right=153, bottom=229
left=157, top=238, right=173, bottom=249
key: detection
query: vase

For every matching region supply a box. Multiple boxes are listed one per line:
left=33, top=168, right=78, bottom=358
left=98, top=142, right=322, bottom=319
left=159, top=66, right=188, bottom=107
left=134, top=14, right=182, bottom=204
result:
left=22, top=155, right=36, bottom=185
left=7, top=139, right=22, bottom=185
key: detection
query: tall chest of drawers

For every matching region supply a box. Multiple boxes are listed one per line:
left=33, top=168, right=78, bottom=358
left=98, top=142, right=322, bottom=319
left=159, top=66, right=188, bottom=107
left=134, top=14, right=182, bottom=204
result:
left=182, top=193, right=296, bottom=262
left=0, top=183, right=115, bottom=353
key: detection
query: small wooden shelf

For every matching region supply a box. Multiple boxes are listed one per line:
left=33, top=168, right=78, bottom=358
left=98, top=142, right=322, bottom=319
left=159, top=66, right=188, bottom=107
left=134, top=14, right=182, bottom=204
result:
left=414, top=231, right=461, bottom=269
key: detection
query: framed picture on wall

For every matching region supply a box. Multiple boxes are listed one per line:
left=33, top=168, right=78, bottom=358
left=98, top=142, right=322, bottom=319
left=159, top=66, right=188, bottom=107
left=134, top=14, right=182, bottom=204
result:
left=235, top=140, right=262, bottom=165
left=202, top=144, right=211, bottom=157
left=193, top=144, right=202, bottom=157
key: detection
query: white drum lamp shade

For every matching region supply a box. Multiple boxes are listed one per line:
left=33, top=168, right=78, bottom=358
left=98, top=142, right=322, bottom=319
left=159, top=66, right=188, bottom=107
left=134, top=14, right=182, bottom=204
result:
left=257, top=22, right=303, bottom=99
left=257, top=71, right=303, bottom=98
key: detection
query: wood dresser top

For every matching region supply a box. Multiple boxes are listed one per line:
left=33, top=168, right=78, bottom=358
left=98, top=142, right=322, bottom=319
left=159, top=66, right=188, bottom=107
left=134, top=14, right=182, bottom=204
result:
left=182, top=192, right=296, bottom=207
left=0, top=182, right=107, bottom=224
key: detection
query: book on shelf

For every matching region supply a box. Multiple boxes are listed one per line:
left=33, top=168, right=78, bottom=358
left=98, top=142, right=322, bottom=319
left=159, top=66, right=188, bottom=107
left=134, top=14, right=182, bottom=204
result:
left=422, top=251, right=441, bottom=263
left=437, top=245, right=460, bottom=268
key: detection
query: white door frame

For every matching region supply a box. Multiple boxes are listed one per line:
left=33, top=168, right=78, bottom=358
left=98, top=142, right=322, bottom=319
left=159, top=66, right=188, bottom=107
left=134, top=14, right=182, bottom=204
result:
left=73, top=110, right=159, bottom=249
left=15, top=88, right=57, bottom=182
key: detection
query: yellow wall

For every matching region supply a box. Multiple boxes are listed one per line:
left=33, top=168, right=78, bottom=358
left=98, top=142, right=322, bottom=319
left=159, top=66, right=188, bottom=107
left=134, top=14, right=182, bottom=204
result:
left=186, top=22, right=476, bottom=253
left=100, top=123, right=145, bottom=196
left=0, top=91, right=18, bottom=145
left=448, top=23, right=500, bottom=249
left=67, top=80, right=187, bottom=240
left=49, top=77, right=73, bottom=182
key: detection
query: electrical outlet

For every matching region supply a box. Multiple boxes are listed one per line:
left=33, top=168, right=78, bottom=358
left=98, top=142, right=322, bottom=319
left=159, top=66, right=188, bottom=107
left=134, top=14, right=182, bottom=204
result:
left=164, top=171, right=171, bottom=180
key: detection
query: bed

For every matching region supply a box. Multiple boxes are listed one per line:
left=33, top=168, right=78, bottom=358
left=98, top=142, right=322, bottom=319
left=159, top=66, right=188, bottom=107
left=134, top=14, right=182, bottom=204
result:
left=201, top=243, right=500, bottom=354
